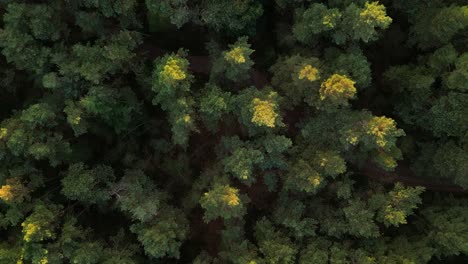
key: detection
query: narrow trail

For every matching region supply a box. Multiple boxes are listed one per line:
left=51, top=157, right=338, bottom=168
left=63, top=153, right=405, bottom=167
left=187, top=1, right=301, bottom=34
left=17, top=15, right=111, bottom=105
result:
left=140, top=42, right=467, bottom=193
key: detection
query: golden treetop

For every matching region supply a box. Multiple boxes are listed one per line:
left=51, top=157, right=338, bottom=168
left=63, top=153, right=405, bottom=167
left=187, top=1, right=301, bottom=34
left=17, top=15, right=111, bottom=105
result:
left=309, top=175, right=321, bottom=187
left=298, top=64, right=319, bottom=81
left=322, top=12, right=340, bottom=28
left=320, top=74, right=357, bottom=102
left=367, top=116, right=398, bottom=147
left=0, top=178, right=29, bottom=203
left=360, top=1, right=392, bottom=26
left=161, top=57, right=187, bottom=81
left=221, top=186, right=241, bottom=207
left=0, top=128, right=7, bottom=139
left=225, top=47, right=247, bottom=64
left=22, top=222, right=41, bottom=242
left=251, top=98, right=278, bottom=128
left=0, top=184, right=13, bottom=201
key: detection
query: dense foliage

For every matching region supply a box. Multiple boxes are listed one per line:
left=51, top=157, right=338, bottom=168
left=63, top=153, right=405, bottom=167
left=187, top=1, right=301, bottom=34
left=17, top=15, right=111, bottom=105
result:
left=0, top=0, right=467, bottom=263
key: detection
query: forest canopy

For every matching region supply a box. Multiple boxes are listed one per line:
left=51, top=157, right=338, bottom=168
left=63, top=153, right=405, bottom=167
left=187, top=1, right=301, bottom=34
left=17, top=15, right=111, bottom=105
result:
left=0, top=0, right=467, bottom=263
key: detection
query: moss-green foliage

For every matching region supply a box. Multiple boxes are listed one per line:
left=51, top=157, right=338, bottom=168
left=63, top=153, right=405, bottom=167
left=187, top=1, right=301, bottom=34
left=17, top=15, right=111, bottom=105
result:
left=219, top=135, right=291, bottom=185
left=146, top=0, right=192, bottom=29
left=61, top=163, right=115, bottom=204
left=53, top=30, right=142, bottom=84
left=404, top=4, right=468, bottom=49
left=79, top=86, right=140, bottom=133
left=445, top=53, right=468, bottom=92
left=421, top=198, right=468, bottom=256
left=293, top=3, right=342, bottom=43
left=0, top=103, right=71, bottom=166
left=130, top=207, right=188, bottom=259
left=255, top=218, right=298, bottom=263
left=200, top=0, right=263, bottom=36
left=433, top=141, right=468, bottom=188
left=112, top=170, right=161, bottom=222
left=273, top=195, right=317, bottom=239
left=430, top=92, right=468, bottom=138
left=371, top=183, right=425, bottom=227
left=223, top=146, right=264, bottom=184
left=0, top=0, right=466, bottom=263
left=0, top=3, right=64, bottom=73
left=198, top=84, right=231, bottom=131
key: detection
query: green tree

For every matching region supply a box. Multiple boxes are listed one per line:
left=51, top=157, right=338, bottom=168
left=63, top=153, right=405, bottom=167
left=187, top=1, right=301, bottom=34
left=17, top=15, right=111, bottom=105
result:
left=198, top=84, right=232, bottom=131
left=111, top=169, right=161, bottom=222
left=254, top=218, right=298, bottom=264
left=270, top=55, right=322, bottom=107
left=53, top=31, right=142, bottom=84
left=200, top=184, right=248, bottom=222
left=370, top=183, right=424, bottom=227
left=211, top=37, right=255, bottom=82
left=130, top=206, right=188, bottom=259
left=61, top=163, right=115, bottom=204
left=152, top=50, right=196, bottom=145
left=200, top=0, right=263, bottom=36
left=146, top=0, right=193, bottom=29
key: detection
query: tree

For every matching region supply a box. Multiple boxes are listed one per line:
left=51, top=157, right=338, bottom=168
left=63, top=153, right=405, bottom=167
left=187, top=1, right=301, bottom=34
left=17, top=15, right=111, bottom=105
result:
left=406, top=4, right=468, bottom=49
left=317, top=73, right=357, bottom=110
left=0, top=3, right=64, bottom=74
left=383, top=36, right=467, bottom=185
left=200, top=184, right=248, bottom=222
left=433, top=141, right=468, bottom=188
left=421, top=198, right=468, bottom=257
left=233, top=87, right=284, bottom=135
left=146, top=0, right=193, bottom=29
left=75, top=86, right=141, bottom=134
left=211, top=37, right=255, bottom=82
left=370, top=183, right=424, bottom=227
left=338, top=1, right=392, bottom=43
left=0, top=103, right=71, bottom=166
left=61, top=163, right=115, bottom=204
left=111, top=169, right=161, bottom=222
left=152, top=50, right=196, bottom=146
left=53, top=30, right=142, bottom=84
left=223, top=146, right=264, bottom=184
left=198, top=84, right=232, bottom=131
left=254, top=218, right=298, bottom=264
left=293, top=3, right=342, bottom=44
left=270, top=55, right=322, bottom=107
left=200, top=0, right=263, bottom=36
left=19, top=202, right=61, bottom=264
left=325, top=47, right=372, bottom=88
left=130, top=206, right=188, bottom=259
left=429, top=92, right=468, bottom=138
